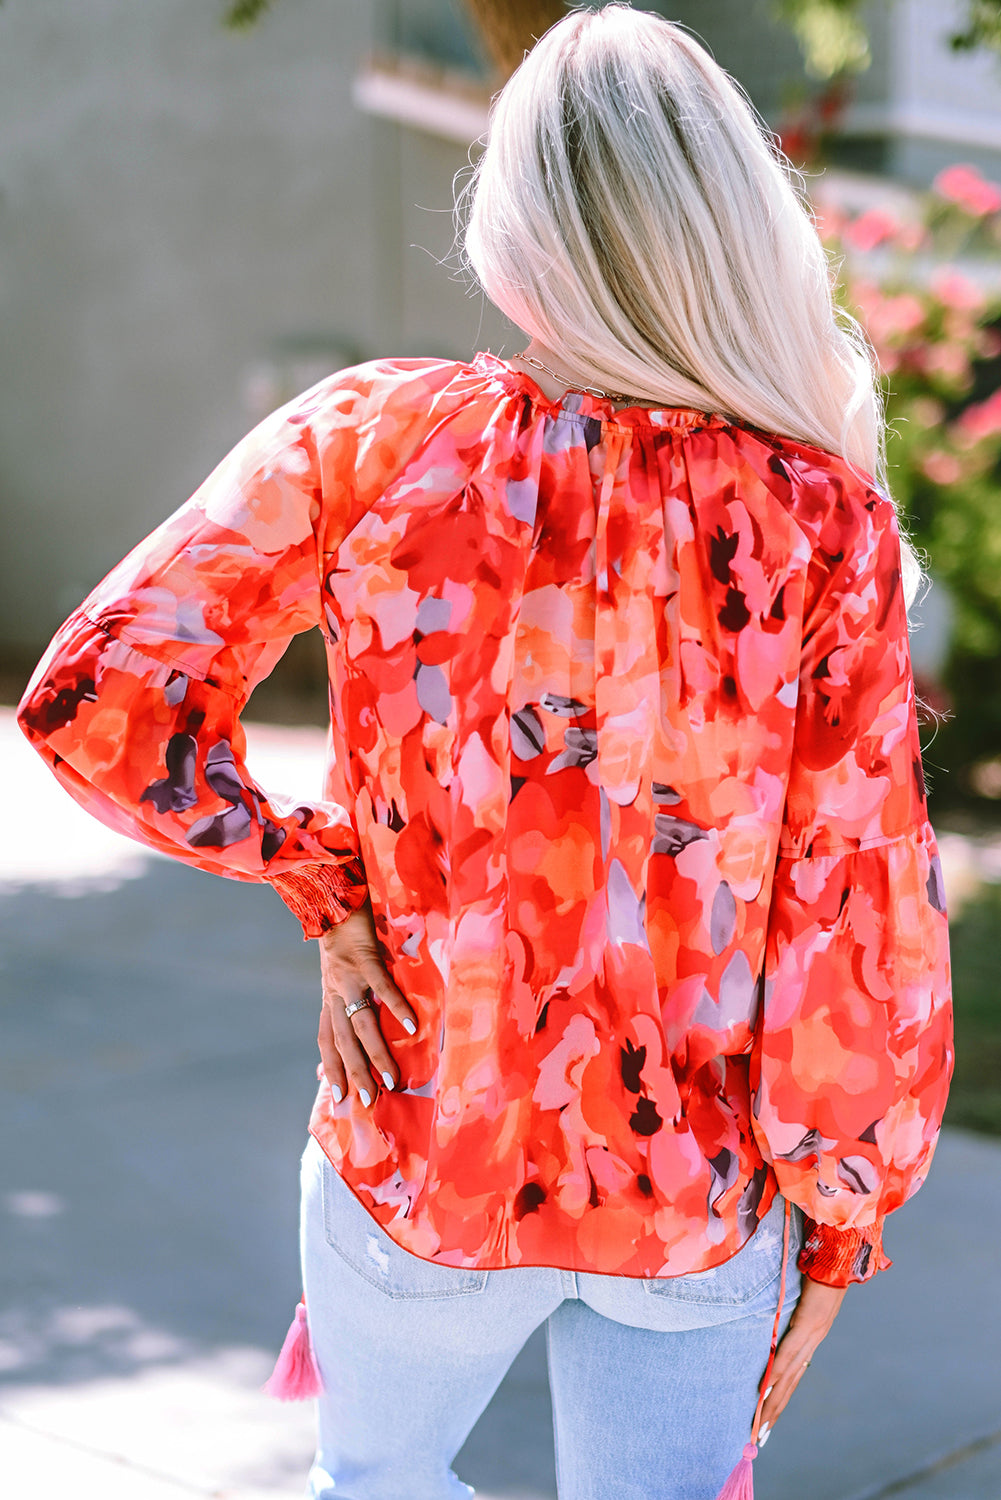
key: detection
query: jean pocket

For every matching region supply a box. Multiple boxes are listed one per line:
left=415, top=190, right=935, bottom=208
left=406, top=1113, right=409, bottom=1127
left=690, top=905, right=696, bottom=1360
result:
left=643, top=1199, right=794, bottom=1310
left=320, top=1156, right=489, bottom=1301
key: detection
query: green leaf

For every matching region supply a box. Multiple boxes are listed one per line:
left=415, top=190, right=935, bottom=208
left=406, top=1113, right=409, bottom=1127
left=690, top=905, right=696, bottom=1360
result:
left=223, top=0, right=276, bottom=30
left=773, top=0, right=871, bottom=78
left=950, top=0, right=1001, bottom=54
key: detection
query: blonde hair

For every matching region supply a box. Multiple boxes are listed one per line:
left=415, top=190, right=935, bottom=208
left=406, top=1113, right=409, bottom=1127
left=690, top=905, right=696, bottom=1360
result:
left=463, top=4, right=920, bottom=598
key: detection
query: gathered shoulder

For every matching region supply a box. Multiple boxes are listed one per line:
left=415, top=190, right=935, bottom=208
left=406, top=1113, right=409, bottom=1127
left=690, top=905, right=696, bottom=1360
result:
left=292, top=355, right=483, bottom=418
left=715, top=422, right=893, bottom=567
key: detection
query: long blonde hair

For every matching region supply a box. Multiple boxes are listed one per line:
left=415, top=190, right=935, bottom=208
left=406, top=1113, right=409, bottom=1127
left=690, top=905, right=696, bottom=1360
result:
left=463, top=5, right=920, bottom=597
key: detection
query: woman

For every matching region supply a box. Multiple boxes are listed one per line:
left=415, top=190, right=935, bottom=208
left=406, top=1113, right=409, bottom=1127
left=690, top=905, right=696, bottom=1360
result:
left=18, top=7, right=952, bottom=1498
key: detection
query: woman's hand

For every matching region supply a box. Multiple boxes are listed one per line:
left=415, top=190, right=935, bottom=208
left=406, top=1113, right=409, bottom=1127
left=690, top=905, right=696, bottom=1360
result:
left=316, top=902, right=418, bottom=1107
left=758, top=1275, right=848, bottom=1440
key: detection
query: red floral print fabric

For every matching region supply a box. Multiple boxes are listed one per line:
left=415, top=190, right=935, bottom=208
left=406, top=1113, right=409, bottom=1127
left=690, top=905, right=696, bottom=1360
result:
left=18, top=353, right=953, bottom=1286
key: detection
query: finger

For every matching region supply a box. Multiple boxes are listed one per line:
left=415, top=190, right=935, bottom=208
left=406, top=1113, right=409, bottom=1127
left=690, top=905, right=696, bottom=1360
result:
left=357, top=955, right=418, bottom=1036
left=760, top=1341, right=817, bottom=1428
left=317, top=1004, right=347, bottom=1105
left=319, top=956, right=375, bottom=1102
left=348, top=1002, right=406, bottom=1093
left=329, top=991, right=382, bottom=1106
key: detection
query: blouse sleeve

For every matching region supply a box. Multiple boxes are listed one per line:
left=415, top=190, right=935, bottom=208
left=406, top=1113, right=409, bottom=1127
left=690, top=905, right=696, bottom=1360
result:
left=16, top=363, right=439, bottom=937
left=751, top=477, right=953, bottom=1286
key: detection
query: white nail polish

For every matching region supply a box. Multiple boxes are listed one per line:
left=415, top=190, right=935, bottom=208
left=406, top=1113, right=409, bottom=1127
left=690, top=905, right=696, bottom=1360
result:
left=763, top=1385, right=774, bottom=1400
left=403, top=1017, right=417, bottom=1035
left=381, top=1071, right=395, bottom=1090
left=759, top=1423, right=771, bottom=1447
left=330, top=1082, right=343, bottom=1104
left=359, top=1088, right=372, bottom=1108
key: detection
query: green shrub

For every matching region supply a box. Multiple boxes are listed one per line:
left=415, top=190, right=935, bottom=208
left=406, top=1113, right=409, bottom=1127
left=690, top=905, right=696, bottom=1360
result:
left=821, top=166, right=1001, bottom=805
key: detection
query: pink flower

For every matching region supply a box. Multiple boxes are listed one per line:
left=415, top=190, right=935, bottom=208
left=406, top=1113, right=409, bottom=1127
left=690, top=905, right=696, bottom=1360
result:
left=886, top=293, right=927, bottom=335
left=860, top=290, right=926, bottom=348
left=845, top=208, right=902, bottom=252
left=914, top=343, right=973, bottom=386
left=921, top=450, right=963, bottom=486
left=929, top=267, right=986, bottom=313
left=934, top=164, right=1001, bottom=218
left=957, top=388, right=1001, bottom=441
left=897, top=222, right=929, bottom=253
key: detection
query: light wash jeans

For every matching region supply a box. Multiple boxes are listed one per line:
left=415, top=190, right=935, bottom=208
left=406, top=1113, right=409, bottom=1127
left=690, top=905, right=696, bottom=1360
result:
left=300, top=1136, right=802, bottom=1500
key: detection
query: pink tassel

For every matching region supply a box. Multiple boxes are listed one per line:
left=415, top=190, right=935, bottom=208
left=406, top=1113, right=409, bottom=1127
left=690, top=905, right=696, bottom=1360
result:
left=714, top=1441, right=758, bottom=1500
left=263, top=1299, right=323, bottom=1401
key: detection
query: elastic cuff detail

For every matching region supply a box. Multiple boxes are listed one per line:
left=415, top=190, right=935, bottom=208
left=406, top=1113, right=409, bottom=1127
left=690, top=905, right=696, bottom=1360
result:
left=798, top=1216, right=891, bottom=1287
left=268, top=861, right=369, bottom=938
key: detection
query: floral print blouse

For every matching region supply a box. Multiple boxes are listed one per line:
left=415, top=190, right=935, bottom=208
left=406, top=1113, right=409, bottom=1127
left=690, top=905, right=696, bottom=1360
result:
left=18, top=352, right=953, bottom=1288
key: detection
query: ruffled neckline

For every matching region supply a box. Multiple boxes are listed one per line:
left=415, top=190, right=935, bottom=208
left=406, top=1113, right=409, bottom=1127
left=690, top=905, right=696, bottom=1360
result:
left=471, top=350, right=722, bottom=432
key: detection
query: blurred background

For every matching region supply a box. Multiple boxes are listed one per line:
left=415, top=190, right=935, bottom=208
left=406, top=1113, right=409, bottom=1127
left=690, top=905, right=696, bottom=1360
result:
left=1, top=3, right=1001, bottom=1497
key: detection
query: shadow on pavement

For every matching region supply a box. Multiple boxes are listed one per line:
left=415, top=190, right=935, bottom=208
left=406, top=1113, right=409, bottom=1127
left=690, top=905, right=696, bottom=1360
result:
left=0, top=858, right=558, bottom=1496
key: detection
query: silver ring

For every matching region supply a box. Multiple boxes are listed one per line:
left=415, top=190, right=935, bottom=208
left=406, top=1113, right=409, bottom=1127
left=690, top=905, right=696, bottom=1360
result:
left=344, top=997, right=374, bottom=1020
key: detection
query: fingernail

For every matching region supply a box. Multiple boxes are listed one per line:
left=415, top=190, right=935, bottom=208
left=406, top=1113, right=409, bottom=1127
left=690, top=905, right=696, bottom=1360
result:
left=381, top=1071, right=395, bottom=1090
left=763, top=1385, right=774, bottom=1400
left=759, top=1422, right=772, bottom=1446
left=403, top=1017, right=417, bottom=1035
left=359, top=1088, right=372, bottom=1108
left=330, top=1082, right=343, bottom=1104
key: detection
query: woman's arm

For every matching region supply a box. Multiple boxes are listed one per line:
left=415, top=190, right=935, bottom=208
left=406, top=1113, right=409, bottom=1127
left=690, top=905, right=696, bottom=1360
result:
left=751, top=473, right=953, bottom=1287
left=17, top=362, right=454, bottom=936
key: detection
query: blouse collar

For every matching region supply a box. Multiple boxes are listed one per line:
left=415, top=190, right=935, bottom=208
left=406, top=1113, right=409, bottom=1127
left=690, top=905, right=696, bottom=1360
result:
left=471, top=350, right=721, bottom=432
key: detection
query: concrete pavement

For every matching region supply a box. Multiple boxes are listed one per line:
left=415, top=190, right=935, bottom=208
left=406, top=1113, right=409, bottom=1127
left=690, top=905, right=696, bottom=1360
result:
left=1, top=707, right=999, bottom=1499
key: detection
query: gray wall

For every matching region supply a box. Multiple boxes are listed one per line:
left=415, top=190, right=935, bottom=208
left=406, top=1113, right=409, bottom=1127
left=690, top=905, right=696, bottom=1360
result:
left=0, top=0, right=511, bottom=655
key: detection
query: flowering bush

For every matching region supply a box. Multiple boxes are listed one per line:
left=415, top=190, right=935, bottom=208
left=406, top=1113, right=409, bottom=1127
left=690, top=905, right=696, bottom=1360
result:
left=816, top=164, right=1001, bottom=802
left=932, top=164, right=1001, bottom=220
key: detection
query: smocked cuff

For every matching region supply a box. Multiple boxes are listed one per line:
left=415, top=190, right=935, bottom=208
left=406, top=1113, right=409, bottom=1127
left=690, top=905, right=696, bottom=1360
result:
left=798, top=1216, right=890, bottom=1286
left=268, top=860, right=369, bottom=939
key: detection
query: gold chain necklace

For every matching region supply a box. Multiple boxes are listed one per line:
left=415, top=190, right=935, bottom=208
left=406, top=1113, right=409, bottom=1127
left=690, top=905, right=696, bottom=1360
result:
left=519, top=353, right=638, bottom=405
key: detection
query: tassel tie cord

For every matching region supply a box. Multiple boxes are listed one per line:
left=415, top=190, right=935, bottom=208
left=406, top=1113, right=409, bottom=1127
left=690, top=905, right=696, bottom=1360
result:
left=713, top=1199, right=792, bottom=1500
left=263, top=1296, right=323, bottom=1401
